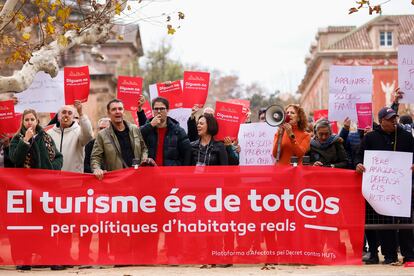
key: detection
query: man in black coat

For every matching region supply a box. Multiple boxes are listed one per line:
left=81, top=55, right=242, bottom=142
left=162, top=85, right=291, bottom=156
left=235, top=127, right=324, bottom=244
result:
left=356, top=106, right=414, bottom=265
left=140, top=97, right=191, bottom=166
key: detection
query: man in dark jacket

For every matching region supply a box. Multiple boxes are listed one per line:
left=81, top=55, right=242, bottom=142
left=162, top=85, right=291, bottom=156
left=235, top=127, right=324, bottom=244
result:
left=356, top=106, right=414, bottom=265
left=140, top=96, right=191, bottom=166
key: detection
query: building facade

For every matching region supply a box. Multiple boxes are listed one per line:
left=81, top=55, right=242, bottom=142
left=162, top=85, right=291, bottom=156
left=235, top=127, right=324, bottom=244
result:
left=299, top=15, right=414, bottom=120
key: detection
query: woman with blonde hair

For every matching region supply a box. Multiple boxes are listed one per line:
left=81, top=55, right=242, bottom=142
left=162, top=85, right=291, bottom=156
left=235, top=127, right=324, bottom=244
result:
left=272, top=104, right=311, bottom=165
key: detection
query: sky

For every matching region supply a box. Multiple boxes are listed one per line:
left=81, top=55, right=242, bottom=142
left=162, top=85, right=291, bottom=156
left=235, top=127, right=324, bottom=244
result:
left=123, top=0, right=413, bottom=94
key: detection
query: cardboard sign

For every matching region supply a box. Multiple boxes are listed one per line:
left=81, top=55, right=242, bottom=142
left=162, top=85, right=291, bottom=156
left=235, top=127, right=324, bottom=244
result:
left=328, top=66, right=372, bottom=122
left=117, top=76, right=143, bottom=111
left=362, top=150, right=413, bottom=217
left=0, top=101, right=20, bottom=137
left=356, top=103, right=373, bottom=129
left=398, top=45, right=414, bottom=103
left=183, top=71, right=210, bottom=108
left=64, top=66, right=90, bottom=104
left=238, top=123, right=276, bottom=165
left=215, top=101, right=243, bottom=141
left=15, top=71, right=64, bottom=113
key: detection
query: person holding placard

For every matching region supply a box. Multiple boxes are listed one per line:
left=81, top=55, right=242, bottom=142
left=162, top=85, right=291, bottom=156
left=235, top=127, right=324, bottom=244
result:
left=272, top=104, right=311, bottom=165
left=308, top=119, right=347, bottom=168
left=355, top=107, right=414, bottom=265
left=8, top=109, right=63, bottom=271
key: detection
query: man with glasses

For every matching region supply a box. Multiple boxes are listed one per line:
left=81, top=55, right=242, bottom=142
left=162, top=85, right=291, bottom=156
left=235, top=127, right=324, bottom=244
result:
left=140, top=97, right=191, bottom=167
left=47, top=100, right=93, bottom=172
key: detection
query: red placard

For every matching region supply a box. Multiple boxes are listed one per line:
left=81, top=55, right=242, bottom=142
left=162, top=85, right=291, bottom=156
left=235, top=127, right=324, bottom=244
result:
left=117, top=76, right=143, bottom=111
left=156, top=80, right=183, bottom=109
left=356, top=103, right=373, bottom=129
left=0, top=166, right=364, bottom=265
left=183, top=71, right=210, bottom=108
left=313, top=109, right=328, bottom=121
left=142, top=100, right=153, bottom=119
left=215, top=101, right=243, bottom=141
left=313, top=109, right=338, bottom=134
left=0, top=101, right=20, bottom=137
left=227, top=99, right=251, bottom=123
left=64, top=66, right=90, bottom=104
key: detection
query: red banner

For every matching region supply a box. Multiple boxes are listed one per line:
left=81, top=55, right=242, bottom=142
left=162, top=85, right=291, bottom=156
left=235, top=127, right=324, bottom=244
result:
left=64, top=66, right=90, bottom=104
left=183, top=71, right=210, bottom=108
left=0, top=166, right=364, bottom=266
left=356, top=103, right=373, bottom=129
left=156, top=80, right=183, bottom=109
left=117, top=76, right=143, bottom=111
left=0, top=100, right=20, bottom=137
left=215, top=101, right=243, bottom=141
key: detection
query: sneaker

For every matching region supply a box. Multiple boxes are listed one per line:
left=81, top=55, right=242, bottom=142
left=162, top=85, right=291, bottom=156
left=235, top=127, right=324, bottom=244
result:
left=364, top=255, right=379, bottom=265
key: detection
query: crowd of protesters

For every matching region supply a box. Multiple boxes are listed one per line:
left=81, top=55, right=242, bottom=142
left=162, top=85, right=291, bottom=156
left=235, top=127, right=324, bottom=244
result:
left=1, top=86, right=414, bottom=269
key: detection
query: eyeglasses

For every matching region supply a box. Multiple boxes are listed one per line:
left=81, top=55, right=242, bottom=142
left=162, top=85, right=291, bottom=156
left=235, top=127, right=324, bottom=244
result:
left=153, top=107, right=167, bottom=112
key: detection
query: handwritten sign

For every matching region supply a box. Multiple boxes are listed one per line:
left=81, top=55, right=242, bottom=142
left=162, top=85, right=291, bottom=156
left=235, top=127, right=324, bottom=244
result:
left=238, top=123, right=276, bottom=165
left=167, top=108, right=192, bottom=133
left=117, top=76, right=143, bottom=111
left=362, top=150, right=413, bottom=217
left=328, top=66, right=372, bottom=122
left=398, top=45, right=414, bottom=103
left=64, top=66, right=90, bottom=104
left=356, top=103, right=373, bottom=129
left=15, top=71, right=64, bottom=113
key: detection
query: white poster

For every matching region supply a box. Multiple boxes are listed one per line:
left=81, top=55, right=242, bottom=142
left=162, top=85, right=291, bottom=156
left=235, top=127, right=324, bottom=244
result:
left=238, top=122, right=277, bottom=166
left=362, top=150, right=413, bottom=217
left=398, top=45, right=414, bottom=104
left=328, top=66, right=372, bottom=122
left=168, top=108, right=192, bottom=133
left=15, top=71, right=64, bottom=113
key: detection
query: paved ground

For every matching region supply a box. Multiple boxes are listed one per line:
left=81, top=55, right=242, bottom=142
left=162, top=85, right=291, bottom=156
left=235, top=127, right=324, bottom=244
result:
left=0, top=264, right=414, bottom=276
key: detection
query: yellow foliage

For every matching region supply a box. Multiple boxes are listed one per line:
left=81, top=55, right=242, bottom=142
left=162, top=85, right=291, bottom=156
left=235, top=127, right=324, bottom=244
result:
left=22, top=33, right=31, bottom=40
left=16, top=12, right=25, bottom=22
left=178, top=12, right=185, bottom=20
left=117, top=35, right=124, bottom=40
left=47, top=16, right=56, bottom=23
left=115, top=2, right=122, bottom=15
left=57, top=35, right=69, bottom=47
left=167, top=25, right=176, bottom=35
left=2, top=35, right=15, bottom=46
left=57, top=7, right=71, bottom=22
left=46, top=23, right=55, bottom=35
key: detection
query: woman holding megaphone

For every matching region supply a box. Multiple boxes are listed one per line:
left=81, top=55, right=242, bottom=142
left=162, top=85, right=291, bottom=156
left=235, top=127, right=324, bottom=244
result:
left=271, top=104, right=311, bottom=165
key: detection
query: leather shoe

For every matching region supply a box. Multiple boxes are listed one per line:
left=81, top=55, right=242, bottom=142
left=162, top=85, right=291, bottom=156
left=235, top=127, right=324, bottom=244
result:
left=364, top=255, right=379, bottom=264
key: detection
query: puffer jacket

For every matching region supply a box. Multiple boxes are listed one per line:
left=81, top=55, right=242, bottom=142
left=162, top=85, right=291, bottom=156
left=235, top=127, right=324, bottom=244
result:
left=140, top=117, right=191, bottom=166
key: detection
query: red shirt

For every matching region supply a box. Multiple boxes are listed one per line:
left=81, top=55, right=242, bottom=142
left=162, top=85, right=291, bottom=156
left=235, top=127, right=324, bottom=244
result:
left=155, top=127, right=167, bottom=166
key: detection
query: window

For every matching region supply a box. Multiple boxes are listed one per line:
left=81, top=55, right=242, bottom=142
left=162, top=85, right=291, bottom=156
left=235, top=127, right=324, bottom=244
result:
left=380, top=31, right=393, bottom=47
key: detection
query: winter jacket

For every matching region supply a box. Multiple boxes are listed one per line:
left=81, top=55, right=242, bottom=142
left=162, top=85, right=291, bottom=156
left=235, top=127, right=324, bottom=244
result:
left=355, top=125, right=414, bottom=165
left=309, top=135, right=348, bottom=168
left=190, top=139, right=228, bottom=166
left=91, top=121, right=148, bottom=171
left=47, top=115, right=93, bottom=172
left=9, top=125, right=63, bottom=170
left=140, top=117, right=191, bottom=166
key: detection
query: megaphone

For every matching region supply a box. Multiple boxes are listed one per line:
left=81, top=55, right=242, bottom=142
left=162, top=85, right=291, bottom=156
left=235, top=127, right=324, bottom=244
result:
left=265, top=105, right=290, bottom=127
